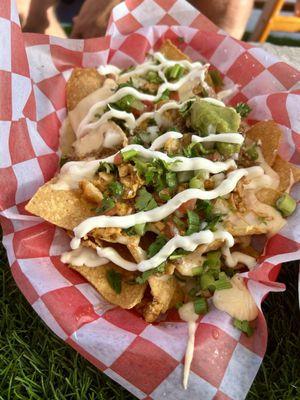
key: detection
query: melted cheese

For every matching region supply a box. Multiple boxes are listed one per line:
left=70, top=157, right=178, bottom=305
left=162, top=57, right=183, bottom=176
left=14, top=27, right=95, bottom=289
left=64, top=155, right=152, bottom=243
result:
left=61, top=246, right=108, bottom=267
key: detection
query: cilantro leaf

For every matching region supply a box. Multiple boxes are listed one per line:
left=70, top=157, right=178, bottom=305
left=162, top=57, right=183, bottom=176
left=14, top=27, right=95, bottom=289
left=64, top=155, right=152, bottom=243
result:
left=95, top=195, right=115, bottom=214
left=154, top=89, right=170, bottom=103
left=235, top=102, right=252, bottom=118
left=186, top=210, right=200, bottom=235
left=135, top=263, right=166, bottom=284
left=135, top=188, right=157, bottom=211
left=106, top=269, right=122, bottom=294
left=147, top=235, right=168, bottom=258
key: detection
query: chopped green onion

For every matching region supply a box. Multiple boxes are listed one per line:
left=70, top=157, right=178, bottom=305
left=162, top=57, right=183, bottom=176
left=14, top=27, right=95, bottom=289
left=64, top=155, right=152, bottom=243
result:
left=109, top=181, right=124, bottom=197
left=114, top=94, right=143, bottom=112
left=233, top=319, right=254, bottom=337
left=134, top=223, right=147, bottom=236
left=245, top=144, right=259, bottom=161
left=121, top=149, right=139, bottom=162
left=178, top=171, right=194, bottom=183
left=135, top=188, right=158, bottom=211
left=189, top=177, right=203, bottom=189
left=154, top=89, right=170, bottom=103
left=166, top=171, right=177, bottom=188
left=235, top=102, right=252, bottom=118
left=214, top=279, right=232, bottom=290
left=203, top=251, right=221, bottom=269
left=194, top=298, right=208, bottom=315
left=200, top=273, right=215, bottom=291
left=106, top=269, right=122, bottom=294
left=145, top=70, right=163, bottom=84
left=275, top=193, right=297, bottom=217
left=186, top=210, right=200, bottom=236
left=147, top=235, right=168, bottom=258
left=192, top=266, right=203, bottom=276
left=166, top=64, right=184, bottom=80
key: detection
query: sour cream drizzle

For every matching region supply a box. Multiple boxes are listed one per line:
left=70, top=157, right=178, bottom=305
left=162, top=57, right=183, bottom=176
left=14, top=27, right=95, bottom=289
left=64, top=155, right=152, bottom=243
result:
left=178, top=302, right=199, bottom=389
left=93, top=230, right=234, bottom=272
left=52, top=145, right=236, bottom=190
left=222, top=247, right=257, bottom=270
left=77, top=52, right=208, bottom=137
left=150, top=132, right=244, bottom=151
left=71, top=169, right=247, bottom=243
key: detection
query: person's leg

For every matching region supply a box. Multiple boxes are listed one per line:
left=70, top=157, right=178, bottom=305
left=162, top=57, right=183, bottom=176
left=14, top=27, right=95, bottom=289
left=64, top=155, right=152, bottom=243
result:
left=190, top=0, right=254, bottom=39
left=17, top=0, right=66, bottom=37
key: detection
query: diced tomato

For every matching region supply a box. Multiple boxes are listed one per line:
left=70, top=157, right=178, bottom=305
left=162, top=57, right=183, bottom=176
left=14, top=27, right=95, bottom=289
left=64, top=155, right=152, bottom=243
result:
left=114, top=153, right=123, bottom=165
left=169, top=91, right=179, bottom=101
left=132, top=108, right=143, bottom=118
left=178, top=199, right=197, bottom=214
left=143, top=100, right=154, bottom=112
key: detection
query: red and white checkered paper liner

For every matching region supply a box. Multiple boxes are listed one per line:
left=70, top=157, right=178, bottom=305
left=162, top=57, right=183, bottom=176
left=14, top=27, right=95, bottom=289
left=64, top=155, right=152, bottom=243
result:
left=1, top=0, right=300, bottom=399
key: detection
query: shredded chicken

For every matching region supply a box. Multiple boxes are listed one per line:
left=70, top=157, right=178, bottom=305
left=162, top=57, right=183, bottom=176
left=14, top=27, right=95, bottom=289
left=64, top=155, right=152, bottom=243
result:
left=93, top=172, right=114, bottom=192
left=118, top=164, right=144, bottom=199
left=115, top=202, right=133, bottom=216
left=79, top=179, right=103, bottom=204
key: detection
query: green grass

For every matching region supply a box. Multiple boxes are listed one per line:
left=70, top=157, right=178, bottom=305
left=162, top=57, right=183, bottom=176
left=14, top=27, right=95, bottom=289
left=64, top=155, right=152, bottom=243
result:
left=1, top=236, right=299, bottom=400
left=243, top=32, right=300, bottom=47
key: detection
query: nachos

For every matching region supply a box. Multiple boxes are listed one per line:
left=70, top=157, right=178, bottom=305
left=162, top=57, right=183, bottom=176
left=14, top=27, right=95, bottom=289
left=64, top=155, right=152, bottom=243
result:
left=26, top=40, right=300, bottom=386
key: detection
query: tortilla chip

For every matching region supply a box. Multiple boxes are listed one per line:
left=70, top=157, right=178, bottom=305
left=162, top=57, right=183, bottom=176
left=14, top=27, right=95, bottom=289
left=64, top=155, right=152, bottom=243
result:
left=246, top=121, right=282, bottom=166
left=143, top=275, right=182, bottom=322
left=25, top=180, right=95, bottom=230
left=67, top=68, right=105, bottom=111
left=70, top=262, right=147, bottom=309
left=256, top=188, right=281, bottom=206
left=59, top=117, right=76, bottom=157
left=159, top=39, right=190, bottom=61
left=272, top=155, right=300, bottom=192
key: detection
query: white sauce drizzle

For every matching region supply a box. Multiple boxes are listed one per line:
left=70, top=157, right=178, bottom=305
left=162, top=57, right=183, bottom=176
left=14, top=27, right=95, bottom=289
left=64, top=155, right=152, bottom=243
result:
left=178, top=302, right=199, bottom=389
left=77, top=53, right=207, bottom=137
left=71, top=170, right=247, bottom=243
left=149, top=132, right=244, bottom=151
left=95, top=107, right=136, bottom=130
left=191, top=133, right=244, bottom=145
left=150, top=131, right=183, bottom=150
left=52, top=145, right=236, bottom=191
left=97, top=64, right=121, bottom=75
left=99, top=230, right=233, bottom=271
left=135, top=99, right=195, bottom=126
left=222, top=246, right=257, bottom=270
left=200, top=97, right=225, bottom=107
left=61, top=246, right=108, bottom=267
